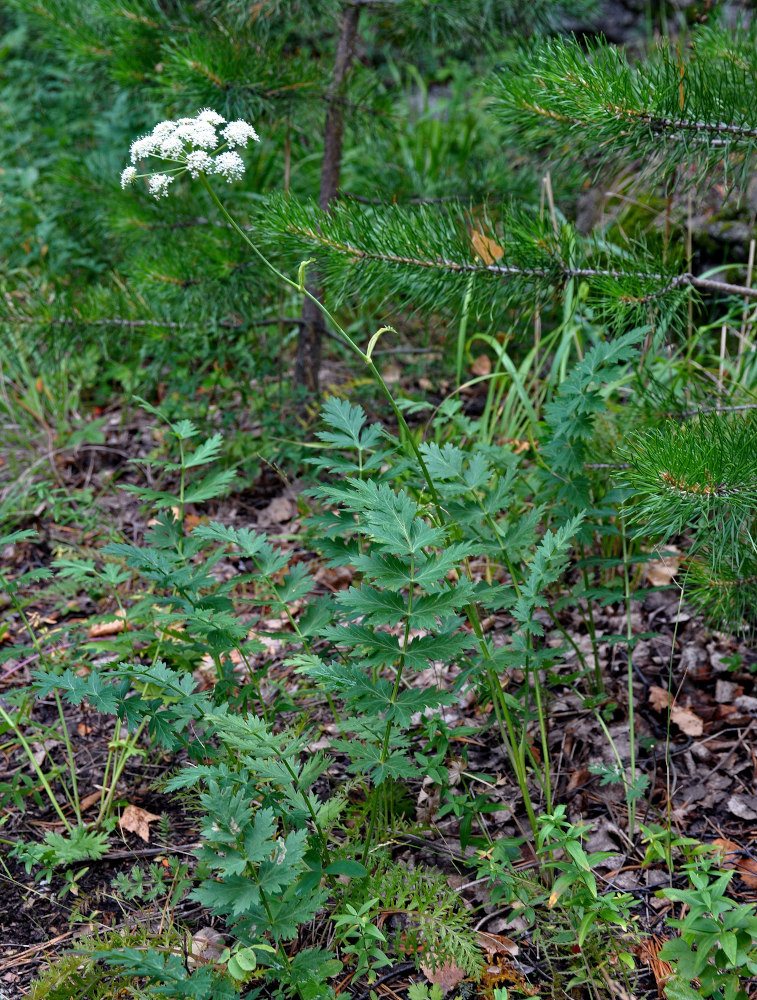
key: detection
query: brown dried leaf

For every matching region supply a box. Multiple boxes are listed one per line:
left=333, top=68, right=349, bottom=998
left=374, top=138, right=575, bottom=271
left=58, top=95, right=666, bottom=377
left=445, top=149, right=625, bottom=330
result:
left=88, top=609, right=127, bottom=638
left=727, top=794, right=757, bottom=821
left=79, top=791, right=102, bottom=812
left=476, top=931, right=519, bottom=958
left=314, top=564, right=355, bottom=591
left=190, top=926, right=227, bottom=967
left=419, top=960, right=466, bottom=996
left=503, top=437, right=530, bottom=455
left=669, top=703, right=704, bottom=737
left=262, top=496, right=297, bottom=524
left=471, top=230, right=505, bottom=265
left=648, top=686, right=703, bottom=736
left=643, top=547, right=682, bottom=587
left=648, top=686, right=672, bottom=712
left=470, top=354, right=492, bottom=377
left=711, top=838, right=757, bottom=888
left=119, top=804, right=161, bottom=842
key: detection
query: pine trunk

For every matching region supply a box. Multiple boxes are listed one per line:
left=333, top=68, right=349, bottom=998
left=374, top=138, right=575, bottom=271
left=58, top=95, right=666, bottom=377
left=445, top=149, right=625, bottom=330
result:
left=294, top=2, right=361, bottom=398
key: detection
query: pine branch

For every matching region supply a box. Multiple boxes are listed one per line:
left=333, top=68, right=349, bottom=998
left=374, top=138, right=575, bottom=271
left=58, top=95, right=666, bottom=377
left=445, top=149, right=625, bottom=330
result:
left=492, top=25, right=757, bottom=187
left=261, top=195, right=756, bottom=328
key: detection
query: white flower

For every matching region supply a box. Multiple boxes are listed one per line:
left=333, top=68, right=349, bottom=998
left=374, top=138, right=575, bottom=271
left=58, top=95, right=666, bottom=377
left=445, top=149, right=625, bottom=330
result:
left=221, top=120, right=259, bottom=148
left=185, top=150, right=214, bottom=178
left=197, top=108, right=226, bottom=125
left=158, top=133, right=185, bottom=158
left=213, top=150, right=245, bottom=182
left=176, top=120, right=218, bottom=149
left=130, top=134, right=159, bottom=163
left=121, top=109, right=259, bottom=195
left=153, top=121, right=178, bottom=138
left=147, top=173, right=174, bottom=198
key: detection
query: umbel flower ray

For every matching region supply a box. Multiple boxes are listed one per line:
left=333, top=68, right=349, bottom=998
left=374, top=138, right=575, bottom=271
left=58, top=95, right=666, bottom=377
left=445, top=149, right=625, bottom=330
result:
left=121, top=108, right=259, bottom=197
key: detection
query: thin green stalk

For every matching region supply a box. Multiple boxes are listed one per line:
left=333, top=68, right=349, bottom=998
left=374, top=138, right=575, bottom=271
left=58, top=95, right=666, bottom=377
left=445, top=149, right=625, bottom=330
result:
left=456, top=274, right=474, bottom=386
left=460, top=527, right=548, bottom=827
left=254, top=879, right=299, bottom=995
left=529, top=654, right=552, bottom=814
left=361, top=557, right=415, bottom=864
left=53, top=691, right=80, bottom=822
left=0, top=704, right=72, bottom=831
left=578, top=541, right=603, bottom=694
left=276, top=754, right=336, bottom=882
left=620, top=519, right=637, bottom=839
left=201, top=179, right=443, bottom=511
left=7, top=598, right=79, bottom=829
left=96, top=717, right=149, bottom=826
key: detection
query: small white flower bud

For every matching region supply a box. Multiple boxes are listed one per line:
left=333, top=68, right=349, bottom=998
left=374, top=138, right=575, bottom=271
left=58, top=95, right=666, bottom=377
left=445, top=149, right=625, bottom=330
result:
left=197, top=108, right=226, bottom=125
left=130, top=134, right=159, bottom=163
left=186, top=150, right=214, bottom=178
left=221, top=120, right=260, bottom=148
left=147, top=173, right=174, bottom=198
left=213, top=150, right=245, bottom=182
left=158, top=134, right=185, bottom=158
left=120, top=166, right=137, bottom=188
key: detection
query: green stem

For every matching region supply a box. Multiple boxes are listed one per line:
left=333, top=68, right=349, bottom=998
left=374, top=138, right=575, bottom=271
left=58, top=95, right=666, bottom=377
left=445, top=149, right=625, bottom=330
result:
left=578, top=542, right=603, bottom=694
left=361, top=559, right=415, bottom=864
left=201, top=178, right=443, bottom=511
left=0, top=704, right=72, bottom=832
left=96, top=717, right=149, bottom=826
left=54, top=691, right=80, bottom=822
left=253, top=878, right=300, bottom=996
left=277, top=755, right=335, bottom=880
left=529, top=652, right=552, bottom=814
left=620, top=519, right=637, bottom=839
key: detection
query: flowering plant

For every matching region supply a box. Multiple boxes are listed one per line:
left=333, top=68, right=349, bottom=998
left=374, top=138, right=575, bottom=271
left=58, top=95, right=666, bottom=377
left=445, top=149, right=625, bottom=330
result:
left=120, top=108, right=259, bottom=198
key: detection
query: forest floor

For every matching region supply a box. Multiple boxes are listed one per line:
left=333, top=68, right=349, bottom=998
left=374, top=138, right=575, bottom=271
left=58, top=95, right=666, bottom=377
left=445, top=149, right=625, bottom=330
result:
left=2, top=392, right=757, bottom=1000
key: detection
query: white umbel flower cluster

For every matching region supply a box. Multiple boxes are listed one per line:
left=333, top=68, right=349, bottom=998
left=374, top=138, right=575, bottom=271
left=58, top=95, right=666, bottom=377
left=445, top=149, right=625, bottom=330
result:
left=120, top=108, right=259, bottom=197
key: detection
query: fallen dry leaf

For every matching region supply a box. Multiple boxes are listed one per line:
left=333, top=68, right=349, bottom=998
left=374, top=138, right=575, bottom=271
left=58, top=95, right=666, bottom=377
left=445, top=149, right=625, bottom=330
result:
left=477, top=931, right=518, bottom=958
left=471, top=354, right=492, bottom=377
left=79, top=790, right=103, bottom=812
left=31, top=739, right=59, bottom=766
left=727, top=794, right=757, bottom=821
left=648, top=686, right=671, bottom=712
left=314, top=564, right=354, bottom=591
left=119, top=804, right=162, bottom=842
left=503, top=437, right=530, bottom=455
left=648, top=686, right=704, bottom=736
left=88, top=608, right=128, bottom=638
left=670, top=704, right=704, bottom=737
left=711, top=838, right=757, bottom=888
left=643, top=546, right=682, bottom=587
left=471, top=230, right=505, bottom=265
left=261, top=496, right=297, bottom=524
left=381, top=363, right=402, bottom=384
left=419, top=959, right=466, bottom=996
left=190, top=926, right=227, bottom=967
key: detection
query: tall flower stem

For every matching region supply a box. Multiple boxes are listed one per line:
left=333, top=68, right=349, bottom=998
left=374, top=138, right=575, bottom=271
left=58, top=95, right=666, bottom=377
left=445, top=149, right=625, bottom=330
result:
left=200, top=177, right=542, bottom=836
